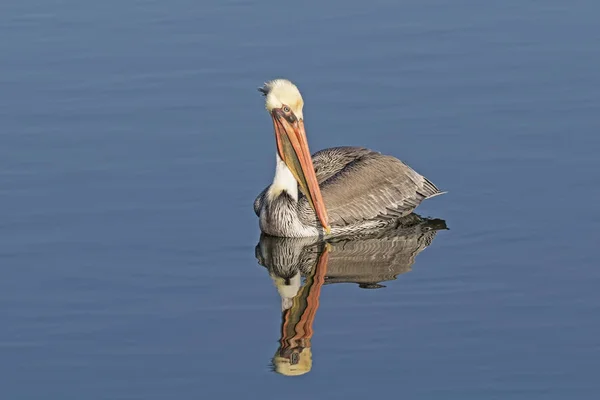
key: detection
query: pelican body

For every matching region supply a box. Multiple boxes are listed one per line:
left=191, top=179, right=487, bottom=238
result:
left=254, top=79, right=444, bottom=238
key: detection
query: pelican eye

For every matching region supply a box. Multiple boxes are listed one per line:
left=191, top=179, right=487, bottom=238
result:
left=282, top=106, right=291, bottom=113
left=290, top=352, right=300, bottom=365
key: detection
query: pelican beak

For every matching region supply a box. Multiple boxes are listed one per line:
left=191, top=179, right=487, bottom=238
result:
left=271, top=108, right=330, bottom=234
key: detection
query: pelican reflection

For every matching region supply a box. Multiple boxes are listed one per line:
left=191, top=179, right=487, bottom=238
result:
left=255, top=214, right=447, bottom=376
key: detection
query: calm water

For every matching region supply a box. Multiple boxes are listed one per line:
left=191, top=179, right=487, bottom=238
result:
left=2, top=0, right=600, bottom=398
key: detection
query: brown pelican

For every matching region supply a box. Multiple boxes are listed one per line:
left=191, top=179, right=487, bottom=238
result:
left=255, top=214, right=447, bottom=375
left=254, top=79, right=445, bottom=238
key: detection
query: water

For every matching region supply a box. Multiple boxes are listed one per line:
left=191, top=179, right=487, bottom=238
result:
left=1, top=0, right=599, bottom=398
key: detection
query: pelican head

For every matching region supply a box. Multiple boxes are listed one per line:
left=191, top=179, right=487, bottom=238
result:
left=259, top=79, right=330, bottom=233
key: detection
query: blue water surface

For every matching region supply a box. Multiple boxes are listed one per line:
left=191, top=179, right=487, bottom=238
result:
left=1, top=0, right=599, bottom=398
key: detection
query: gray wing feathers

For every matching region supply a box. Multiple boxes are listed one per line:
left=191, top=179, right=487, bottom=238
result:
left=253, top=187, right=268, bottom=216
left=311, top=146, right=374, bottom=183
left=298, top=147, right=442, bottom=226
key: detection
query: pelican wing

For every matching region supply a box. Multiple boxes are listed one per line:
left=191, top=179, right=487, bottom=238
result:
left=298, top=147, right=443, bottom=227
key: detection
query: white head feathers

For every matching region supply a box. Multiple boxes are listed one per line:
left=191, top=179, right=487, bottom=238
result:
left=258, top=79, right=305, bottom=120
